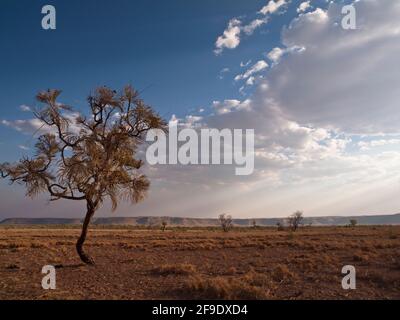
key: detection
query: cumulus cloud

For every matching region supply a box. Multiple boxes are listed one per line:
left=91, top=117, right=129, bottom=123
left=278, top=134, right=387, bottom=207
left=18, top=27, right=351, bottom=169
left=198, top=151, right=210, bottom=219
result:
left=214, top=0, right=289, bottom=54
left=266, top=47, right=285, bottom=63
left=259, top=2, right=400, bottom=133
left=214, top=18, right=242, bottom=55
left=214, top=17, right=268, bottom=54
left=193, top=0, right=400, bottom=194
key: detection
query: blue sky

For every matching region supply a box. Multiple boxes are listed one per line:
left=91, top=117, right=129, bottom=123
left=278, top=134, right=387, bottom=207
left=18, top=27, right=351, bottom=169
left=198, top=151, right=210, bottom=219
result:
left=0, top=0, right=308, bottom=160
left=1, top=0, right=400, bottom=219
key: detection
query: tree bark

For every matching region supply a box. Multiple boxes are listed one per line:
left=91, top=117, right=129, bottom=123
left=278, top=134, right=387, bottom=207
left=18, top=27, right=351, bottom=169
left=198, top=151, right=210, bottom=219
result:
left=76, top=201, right=95, bottom=265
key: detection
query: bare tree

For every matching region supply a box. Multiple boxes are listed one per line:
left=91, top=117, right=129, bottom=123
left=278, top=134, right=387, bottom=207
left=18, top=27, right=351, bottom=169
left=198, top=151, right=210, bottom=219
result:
left=251, top=219, right=257, bottom=229
left=0, top=86, right=166, bottom=264
left=219, top=213, right=233, bottom=232
left=161, top=220, right=167, bottom=231
left=287, top=211, right=303, bottom=232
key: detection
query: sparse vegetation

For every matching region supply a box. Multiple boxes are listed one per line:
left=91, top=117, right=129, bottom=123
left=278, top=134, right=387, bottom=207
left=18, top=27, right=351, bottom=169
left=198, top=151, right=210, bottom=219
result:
left=161, top=221, right=167, bottom=232
left=219, top=214, right=233, bottom=232
left=272, top=264, right=296, bottom=282
left=287, top=211, right=303, bottom=232
left=350, top=219, right=358, bottom=227
left=186, top=275, right=269, bottom=300
left=0, top=226, right=399, bottom=299
left=152, top=263, right=196, bottom=276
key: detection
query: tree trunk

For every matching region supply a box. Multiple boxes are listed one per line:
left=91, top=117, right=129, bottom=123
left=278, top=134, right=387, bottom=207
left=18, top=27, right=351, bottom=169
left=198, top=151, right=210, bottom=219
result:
left=76, top=201, right=95, bottom=265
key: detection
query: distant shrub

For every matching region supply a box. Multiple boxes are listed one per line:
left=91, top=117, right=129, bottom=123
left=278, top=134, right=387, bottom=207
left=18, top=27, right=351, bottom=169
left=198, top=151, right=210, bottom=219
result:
left=350, top=219, right=357, bottom=227
left=219, top=214, right=233, bottom=232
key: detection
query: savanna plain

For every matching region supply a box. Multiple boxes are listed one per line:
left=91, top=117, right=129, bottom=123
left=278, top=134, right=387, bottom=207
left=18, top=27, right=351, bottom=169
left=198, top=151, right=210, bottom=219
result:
left=0, top=225, right=399, bottom=300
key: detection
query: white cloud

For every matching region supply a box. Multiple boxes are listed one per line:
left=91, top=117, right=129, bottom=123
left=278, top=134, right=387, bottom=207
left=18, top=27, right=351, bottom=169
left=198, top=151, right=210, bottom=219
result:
left=19, top=105, right=31, bottom=112
left=214, top=0, right=289, bottom=54
left=243, top=18, right=267, bottom=35
left=259, top=0, right=288, bottom=15
left=214, top=17, right=268, bottom=55
left=182, top=115, right=203, bottom=128
left=212, top=99, right=252, bottom=115
left=267, top=47, right=285, bottom=63
left=297, top=1, right=311, bottom=13
left=18, top=145, right=30, bottom=151
left=358, top=139, right=400, bottom=151
left=218, top=67, right=230, bottom=79
left=234, top=60, right=268, bottom=81
left=240, top=60, right=252, bottom=67
left=260, top=2, right=400, bottom=133
left=198, top=0, right=400, bottom=196
left=266, top=45, right=305, bottom=64
left=1, top=112, right=81, bottom=135
left=214, top=18, right=242, bottom=55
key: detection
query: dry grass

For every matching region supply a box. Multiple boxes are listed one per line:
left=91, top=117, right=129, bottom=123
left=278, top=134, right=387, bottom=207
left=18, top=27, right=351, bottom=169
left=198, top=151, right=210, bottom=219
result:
left=152, top=263, right=197, bottom=276
left=272, top=264, right=296, bottom=282
left=0, top=225, right=399, bottom=299
left=186, top=275, right=269, bottom=300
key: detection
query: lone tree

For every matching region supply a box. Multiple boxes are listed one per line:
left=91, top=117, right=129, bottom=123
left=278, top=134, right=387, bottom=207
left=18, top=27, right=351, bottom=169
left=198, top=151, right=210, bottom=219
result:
left=287, top=211, right=304, bottom=232
left=0, top=86, right=166, bottom=265
left=219, top=213, right=233, bottom=232
left=161, top=220, right=167, bottom=231
left=350, top=219, right=357, bottom=227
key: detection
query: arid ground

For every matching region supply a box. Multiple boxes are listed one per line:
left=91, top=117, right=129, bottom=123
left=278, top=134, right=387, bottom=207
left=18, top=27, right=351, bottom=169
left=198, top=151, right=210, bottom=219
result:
left=0, top=226, right=399, bottom=300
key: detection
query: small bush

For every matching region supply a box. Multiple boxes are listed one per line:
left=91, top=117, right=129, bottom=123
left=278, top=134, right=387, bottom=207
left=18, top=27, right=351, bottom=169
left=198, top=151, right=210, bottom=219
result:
left=187, top=276, right=269, bottom=300
left=152, top=263, right=196, bottom=276
left=350, top=219, right=357, bottom=227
